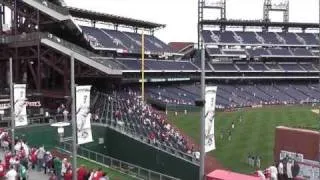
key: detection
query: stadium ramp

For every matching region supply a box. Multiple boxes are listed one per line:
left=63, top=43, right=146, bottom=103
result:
left=40, top=33, right=122, bottom=75
left=2, top=32, right=122, bottom=76
left=22, top=0, right=70, bottom=21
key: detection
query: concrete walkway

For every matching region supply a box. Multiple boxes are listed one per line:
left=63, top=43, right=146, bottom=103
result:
left=0, top=150, right=50, bottom=180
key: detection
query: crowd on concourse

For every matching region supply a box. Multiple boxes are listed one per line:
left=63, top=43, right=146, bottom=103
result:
left=0, top=128, right=110, bottom=180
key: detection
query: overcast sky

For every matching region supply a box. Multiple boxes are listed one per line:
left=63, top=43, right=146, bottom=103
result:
left=65, top=0, right=319, bottom=43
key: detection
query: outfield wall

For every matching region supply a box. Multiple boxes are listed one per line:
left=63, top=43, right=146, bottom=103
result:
left=15, top=124, right=199, bottom=180
left=274, top=126, right=320, bottom=162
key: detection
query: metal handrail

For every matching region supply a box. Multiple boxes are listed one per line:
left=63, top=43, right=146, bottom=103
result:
left=58, top=142, right=181, bottom=180
left=25, top=0, right=69, bottom=15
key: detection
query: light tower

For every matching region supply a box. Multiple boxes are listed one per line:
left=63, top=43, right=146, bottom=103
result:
left=197, top=0, right=225, bottom=179
left=198, top=0, right=226, bottom=47
left=263, top=0, right=289, bottom=23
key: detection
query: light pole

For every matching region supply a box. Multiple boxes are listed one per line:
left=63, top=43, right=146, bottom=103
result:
left=71, top=55, right=77, bottom=180
left=199, top=40, right=206, bottom=180
left=9, top=57, right=15, bottom=153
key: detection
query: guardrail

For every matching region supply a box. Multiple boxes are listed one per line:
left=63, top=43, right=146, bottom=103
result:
left=58, top=142, right=180, bottom=180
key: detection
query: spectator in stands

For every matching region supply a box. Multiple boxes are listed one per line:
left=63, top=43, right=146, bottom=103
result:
left=85, top=169, right=93, bottom=180
left=92, top=168, right=103, bottom=180
left=18, top=163, right=27, bottom=180
left=49, top=172, right=58, bottom=180
left=63, top=109, right=69, bottom=122
left=0, top=159, right=6, bottom=179
left=53, top=157, right=62, bottom=180
left=61, top=158, right=68, bottom=178
left=269, top=164, right=278, bottom=180
left=286, top=159, right=293, bottom=179
left=277, top=160, right=284, bottom=180
left=5, top=166, right=17, bottom=180
left=64, top=168, right=72, bottom=180
left=99, top=172, right=109, bottom=180
left=36, top=145, right=46, bottom=172
left=77, top=164, right=87, bottom=180
left=44, top=151, right=53, bottom=174
left=256, top=170, right=266, bottom=180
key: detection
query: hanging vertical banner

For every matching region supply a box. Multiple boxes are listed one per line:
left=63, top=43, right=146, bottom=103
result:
left=14, top=84, right=28, bottom=127
left=76, top=85, right=93, bottom=145
left=205, top=86, right=217, bottom=152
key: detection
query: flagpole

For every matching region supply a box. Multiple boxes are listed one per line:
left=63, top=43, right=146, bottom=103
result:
left=9, top=57, right=15, bottom=153
left=141, top=29, right=145, bottom=102
left=71, top=55, right=77, bottom=180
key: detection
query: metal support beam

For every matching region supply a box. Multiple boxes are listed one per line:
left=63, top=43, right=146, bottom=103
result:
left=9, top=57, right=15, bottom=153
left=70, top=55, right=77, bottom=180
left=27, top=60, right=39, bottom=89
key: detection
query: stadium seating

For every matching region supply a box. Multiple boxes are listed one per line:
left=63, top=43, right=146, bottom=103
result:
left=202, top=30, right=318, bottom=46
left=90, top=90, right=197, bottom=161
left=117, top=59, right=198, bottom=71
left=234, top=31, right=261, bottom=44
left=211, top=63, right=237, bottom=71
left=81, top=26, right=172, bottom=54
left=279, top=63, right=303, bottom=71
left=146, top=84, right=320, bottom=109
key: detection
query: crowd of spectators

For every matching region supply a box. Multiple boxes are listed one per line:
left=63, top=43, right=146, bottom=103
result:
left=0, top=129, right=110, bottom=180
left=111, top=90, right=199, bottom=159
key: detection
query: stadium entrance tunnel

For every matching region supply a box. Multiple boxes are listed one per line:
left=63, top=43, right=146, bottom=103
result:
left=15, top=124, right=199, bottom=180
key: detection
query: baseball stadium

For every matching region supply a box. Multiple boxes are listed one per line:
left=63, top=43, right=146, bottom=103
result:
left=0, top=0, right=319, bottom=179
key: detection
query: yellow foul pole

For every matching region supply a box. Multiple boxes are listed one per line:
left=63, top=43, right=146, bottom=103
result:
left=141, top=29, right=145, bottom=102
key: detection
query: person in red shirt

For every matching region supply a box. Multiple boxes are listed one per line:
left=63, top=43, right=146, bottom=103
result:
left=77, top=165, right=87, bottom=180
left=92, top=168, right=103, bottom=180
left=29, top=148, right=37, bottom=169
left=64, top=168, right=72, bottom=180
left=4, top=152, right=12, bottom=169
left=0, top=159, right=6, bottom=178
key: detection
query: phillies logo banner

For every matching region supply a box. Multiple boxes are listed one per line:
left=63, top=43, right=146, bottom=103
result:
left=76, top=85, right=93, bottom=145
left=205, top=86, right=217, bottom=152
left=14, top=84, right=28, bottom=127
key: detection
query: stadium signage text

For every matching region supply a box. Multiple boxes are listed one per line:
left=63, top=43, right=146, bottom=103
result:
left=0, top=101, right=42, bottom=109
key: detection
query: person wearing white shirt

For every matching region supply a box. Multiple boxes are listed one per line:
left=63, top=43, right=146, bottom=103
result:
left=257, top=170, right=266, bottom=180
left=286, top=160, right=293, bottom=179
left=269, top=165, right=278, bottom=180
left=278, top=161, right=284, bottom=179
left=5, top=166, right=17, bottom=180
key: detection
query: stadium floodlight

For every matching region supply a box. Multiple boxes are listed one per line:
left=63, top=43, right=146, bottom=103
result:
left=50, top=122, right=71, bottom=142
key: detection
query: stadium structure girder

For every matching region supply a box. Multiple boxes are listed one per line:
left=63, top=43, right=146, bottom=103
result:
left=0, top=0, right=122, bottom=99
left=67, top=6, right=165, bottom=31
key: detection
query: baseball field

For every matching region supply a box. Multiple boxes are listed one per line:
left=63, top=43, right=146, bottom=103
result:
left=168, top=105, right=319, bottom=173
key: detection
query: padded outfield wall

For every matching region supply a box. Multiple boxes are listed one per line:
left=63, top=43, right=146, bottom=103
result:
left=274, top=126, right=320, bottom=162
left=15, top=124, right=199, bottom=180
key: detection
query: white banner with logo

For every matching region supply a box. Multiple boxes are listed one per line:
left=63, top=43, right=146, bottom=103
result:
left=14, top=84, right=28, bottom=127
left=205, top=86, right=217, bottom=152
left=76, top=85, right=93, bottom=145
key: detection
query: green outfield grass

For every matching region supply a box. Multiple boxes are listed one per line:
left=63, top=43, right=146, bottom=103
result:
left=168, top=105, right=319, bottom=173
